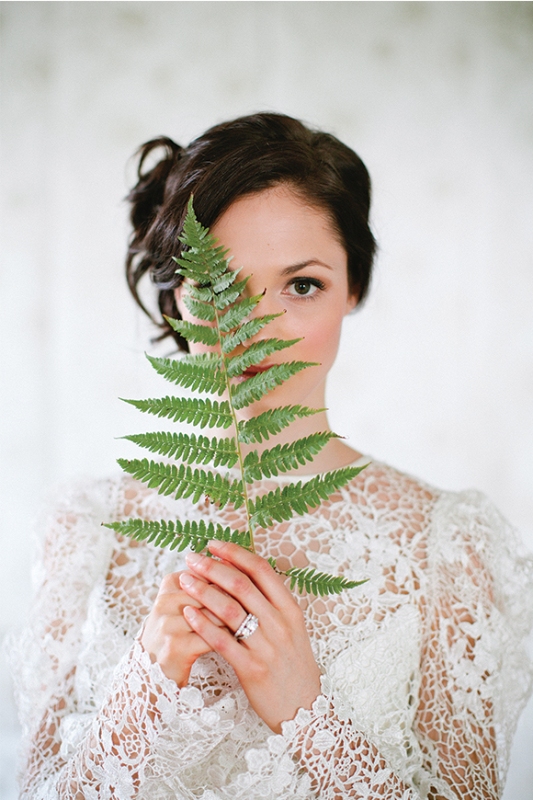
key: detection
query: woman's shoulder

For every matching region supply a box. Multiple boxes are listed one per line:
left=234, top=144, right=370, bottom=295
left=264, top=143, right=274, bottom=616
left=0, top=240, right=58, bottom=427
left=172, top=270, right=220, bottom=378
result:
left=39, top=472, right=159, bottom=522
left=365, top=459, right=533, bottom=630
left=353, top=458, right=530, bottom=560
left=32, top=473, right=146, bottom=566
left=354, top=457, right=512, bottom=525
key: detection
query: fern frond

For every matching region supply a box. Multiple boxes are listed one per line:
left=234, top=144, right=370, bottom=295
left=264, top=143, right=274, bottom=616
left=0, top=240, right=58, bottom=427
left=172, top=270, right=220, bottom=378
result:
left=166, top=318, right=219, bottom=347
left=146, top=353, right=225, bottom=395
left=181, top=273, right=250, bottom=311
left=249, top=464, right=368, bottom=528
left=118, top=458, right=243, bottom=507
left=105, top=518, right=250, bottom=552
left=175, top=206, right=229, bottom=282
left=120, top=396, right=233, bottom=428
left=282, top=566, right=367, bottom=596
left=237, top=405, right=324, bottom=444
left=211, top=269, right=241, bottom=295
left=179, top=295, right=216, bottom=322
left=121, top=431, right=239, bottom=468
left=217, top=295, right=264, bottom=332
left=267, top=557, right=368, bottom=595
left=226, top=338, right=300, bottom=378
left=115, top=198, right=369, bottom=597
left=182, top=283, right=216, bottom=303
left=213, top=282, right=250, bottom=310
left=231, top=361, right=318, bottom=409
left=221, top=314, right=282, bottom=354
left=242, top=432, right=339, bottom=481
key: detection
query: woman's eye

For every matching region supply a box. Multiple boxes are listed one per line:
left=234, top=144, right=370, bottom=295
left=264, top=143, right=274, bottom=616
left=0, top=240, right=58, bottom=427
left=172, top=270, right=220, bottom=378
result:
left=287, top=278, right=324, bottom=297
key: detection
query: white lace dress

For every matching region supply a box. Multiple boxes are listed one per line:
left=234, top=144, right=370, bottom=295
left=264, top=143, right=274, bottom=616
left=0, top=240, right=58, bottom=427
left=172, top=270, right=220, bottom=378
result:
left=7, top=458, right=533, bottom=799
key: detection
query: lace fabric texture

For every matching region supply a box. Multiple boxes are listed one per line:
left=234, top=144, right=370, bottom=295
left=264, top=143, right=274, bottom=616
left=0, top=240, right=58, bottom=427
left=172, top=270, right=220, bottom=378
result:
left=7, top=461, right=533, bottom=799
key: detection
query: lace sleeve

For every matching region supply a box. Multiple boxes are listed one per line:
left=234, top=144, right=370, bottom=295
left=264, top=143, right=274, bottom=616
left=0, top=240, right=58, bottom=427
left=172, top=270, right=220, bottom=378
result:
left=5, top=480, right=233, bottom=799
left=415, top=490, right=533, bottom=798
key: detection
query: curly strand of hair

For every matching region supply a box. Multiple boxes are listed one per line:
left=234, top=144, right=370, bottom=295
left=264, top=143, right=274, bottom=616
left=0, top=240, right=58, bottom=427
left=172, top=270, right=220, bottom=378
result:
left=125, top=137, right=184, bottom=341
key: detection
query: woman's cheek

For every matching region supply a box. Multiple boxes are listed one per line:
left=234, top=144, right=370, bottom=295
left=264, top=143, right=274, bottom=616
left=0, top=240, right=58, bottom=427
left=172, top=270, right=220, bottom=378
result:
left=302, top=312, right=344, bottom=368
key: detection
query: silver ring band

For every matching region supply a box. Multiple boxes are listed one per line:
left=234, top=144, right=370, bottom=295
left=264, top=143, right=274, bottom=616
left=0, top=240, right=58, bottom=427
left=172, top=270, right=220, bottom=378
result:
left=234, top=613, right=259, bottom=641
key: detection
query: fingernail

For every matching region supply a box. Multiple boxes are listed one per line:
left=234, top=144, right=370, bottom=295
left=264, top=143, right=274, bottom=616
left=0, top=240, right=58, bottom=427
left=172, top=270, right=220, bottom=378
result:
left=183, top=606, right=196, bottom=621
left=186, top=552, right=202, bottom=566
left=179, top=573, right=194, bottom=588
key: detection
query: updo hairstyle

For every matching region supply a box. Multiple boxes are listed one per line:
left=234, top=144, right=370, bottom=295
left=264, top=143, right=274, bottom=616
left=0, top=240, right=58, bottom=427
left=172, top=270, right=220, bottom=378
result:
left=126, top=112, right=376, bottom=351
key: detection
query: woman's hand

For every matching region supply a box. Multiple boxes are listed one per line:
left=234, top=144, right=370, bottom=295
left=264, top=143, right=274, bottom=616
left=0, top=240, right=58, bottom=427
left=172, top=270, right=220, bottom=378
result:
left=141, top=571, right=220, bottom=687
left=178, top=540, right=322, bottom=733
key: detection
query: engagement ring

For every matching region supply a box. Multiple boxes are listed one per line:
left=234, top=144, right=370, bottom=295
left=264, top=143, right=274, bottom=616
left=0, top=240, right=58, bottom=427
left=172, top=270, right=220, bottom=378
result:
left=234, top=613, right=259, bottom=641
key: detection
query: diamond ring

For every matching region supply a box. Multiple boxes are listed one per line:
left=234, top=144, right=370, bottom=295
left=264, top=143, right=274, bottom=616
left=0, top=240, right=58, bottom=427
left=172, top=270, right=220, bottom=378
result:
left=234, top=613, right=259, bottom=641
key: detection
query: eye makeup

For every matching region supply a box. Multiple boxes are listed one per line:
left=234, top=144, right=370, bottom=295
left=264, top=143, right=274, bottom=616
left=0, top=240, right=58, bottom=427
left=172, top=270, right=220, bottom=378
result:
left=285, top=276, right=326, bottom=299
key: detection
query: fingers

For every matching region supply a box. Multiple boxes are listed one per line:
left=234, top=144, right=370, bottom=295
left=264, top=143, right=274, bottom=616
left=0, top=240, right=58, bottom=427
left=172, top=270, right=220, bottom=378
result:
left=194, top=540, right=298, bottom=612
left=154, top=572, right=224, bottom=628
left=182, top=605, right=254, bottom=674
left=142, top=579, right=213, bottom=686
left=155, top=572, right=202, bottom=614
left=179, top=543, right=303, bottom=643
left=179, top=571, right=247, bottom=633
left=183, top=549, right=275, bottom=624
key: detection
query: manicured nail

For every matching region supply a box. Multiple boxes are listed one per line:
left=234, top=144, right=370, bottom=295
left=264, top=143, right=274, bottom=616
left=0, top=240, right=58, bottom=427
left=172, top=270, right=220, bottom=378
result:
left=186, top=552, right=203, bottom=566
left=183, top=606, right=196, bottom=621
left=179, top=573, right=194, bottom=588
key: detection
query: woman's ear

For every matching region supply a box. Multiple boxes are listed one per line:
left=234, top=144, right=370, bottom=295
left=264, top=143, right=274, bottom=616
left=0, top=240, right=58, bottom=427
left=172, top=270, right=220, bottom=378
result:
left=345, top=289, right=359, bottom=315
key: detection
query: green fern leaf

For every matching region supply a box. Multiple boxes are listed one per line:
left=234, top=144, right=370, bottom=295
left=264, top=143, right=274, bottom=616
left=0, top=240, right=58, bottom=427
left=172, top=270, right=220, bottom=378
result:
left=284, top=566, right=368, bottom=596
left=177, top=291, right=215, bottom=324
left=225, top=338, right=300, bottom=378
left=211, top=269, right=241, bottom=294
left=174, top=269, right=250, bottom=318
left=231, top=361, right=318, bottom=409
left=176, top=213, right=228, bottom=280
left=120, top=396, right=233, bottom=428
left=121, top=431, right=238, bottom=468
left=237, top=405, right=324, bottom=444
left=146, top=353, right=225, bottom=395
left=104, top=518, right=249, bottom=552
left=182, top=283, right=216, bottom=303
left=220, top=314, right=282, bottom=354
left=118, top=458, right=243, bottom=507
left=267, top=557, right=368, bottom=596
left=242, top=432, right=339, bottom=481
left=217, top=295, right=264, bottom=332
left=248, top=465, right=368, bottom=527
left=213, top=283, right=250, bottom=310
left=166, top=318, right=219, bottom=347
left=179, top=295, right=216, bottom=323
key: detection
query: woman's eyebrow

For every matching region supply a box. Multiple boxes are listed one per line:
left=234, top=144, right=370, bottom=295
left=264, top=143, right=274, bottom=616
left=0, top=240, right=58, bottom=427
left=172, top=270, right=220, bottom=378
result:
left=280, top=260, right=333, bottom=275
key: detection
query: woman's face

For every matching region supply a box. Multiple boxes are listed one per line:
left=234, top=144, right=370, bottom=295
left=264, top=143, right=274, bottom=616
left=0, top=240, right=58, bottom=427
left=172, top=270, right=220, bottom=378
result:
left=175, top=184, right=357, bottom=416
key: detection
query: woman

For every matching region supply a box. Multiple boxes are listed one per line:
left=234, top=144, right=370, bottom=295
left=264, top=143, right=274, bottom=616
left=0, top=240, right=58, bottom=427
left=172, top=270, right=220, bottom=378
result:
left=9, top=113, right=533, bottom=799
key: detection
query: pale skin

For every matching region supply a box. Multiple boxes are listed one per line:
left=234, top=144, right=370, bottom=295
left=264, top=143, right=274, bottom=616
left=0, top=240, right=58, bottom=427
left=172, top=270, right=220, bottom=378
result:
left=141, top=184, right=362, bottom=733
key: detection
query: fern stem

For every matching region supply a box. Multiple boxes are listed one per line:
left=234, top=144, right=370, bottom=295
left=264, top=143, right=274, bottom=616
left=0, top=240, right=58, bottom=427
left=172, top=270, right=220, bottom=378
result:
left=209, top=292, right=256, bottom=553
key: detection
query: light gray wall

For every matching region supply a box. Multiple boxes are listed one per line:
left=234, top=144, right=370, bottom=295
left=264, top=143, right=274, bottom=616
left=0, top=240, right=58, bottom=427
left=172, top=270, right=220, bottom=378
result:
left=1, top=2, right=532, bottom=798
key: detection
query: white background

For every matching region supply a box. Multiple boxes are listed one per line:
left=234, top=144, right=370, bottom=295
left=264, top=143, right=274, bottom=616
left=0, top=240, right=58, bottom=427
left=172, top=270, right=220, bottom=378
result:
left=1, top=2, right=532, bottom=797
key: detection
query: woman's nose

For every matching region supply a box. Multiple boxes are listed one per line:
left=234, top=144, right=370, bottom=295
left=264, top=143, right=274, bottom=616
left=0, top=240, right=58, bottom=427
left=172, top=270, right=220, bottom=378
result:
left=245, top=290, right=286, bottom=342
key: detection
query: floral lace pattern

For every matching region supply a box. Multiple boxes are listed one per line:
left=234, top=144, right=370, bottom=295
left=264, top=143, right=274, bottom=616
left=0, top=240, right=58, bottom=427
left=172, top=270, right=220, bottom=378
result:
left=6, top=461, right=533, bottom=799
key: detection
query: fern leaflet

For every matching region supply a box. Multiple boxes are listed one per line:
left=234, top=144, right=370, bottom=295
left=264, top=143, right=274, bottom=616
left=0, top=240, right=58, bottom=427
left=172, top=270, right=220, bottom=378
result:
left=122, top=431, right=238, bottom=467
left=105, top=518, right=250, bottom=552
left=120, top=396, right=233, bottom=428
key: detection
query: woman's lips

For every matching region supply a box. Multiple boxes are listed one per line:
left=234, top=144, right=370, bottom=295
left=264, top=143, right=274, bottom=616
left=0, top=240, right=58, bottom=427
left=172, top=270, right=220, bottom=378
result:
left=240, top=364, right=272, bottom=378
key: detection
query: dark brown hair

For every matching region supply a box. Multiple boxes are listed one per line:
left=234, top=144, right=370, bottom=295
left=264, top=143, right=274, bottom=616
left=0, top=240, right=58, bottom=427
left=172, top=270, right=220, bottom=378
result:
left=126, top=112, right=376, bottom=350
